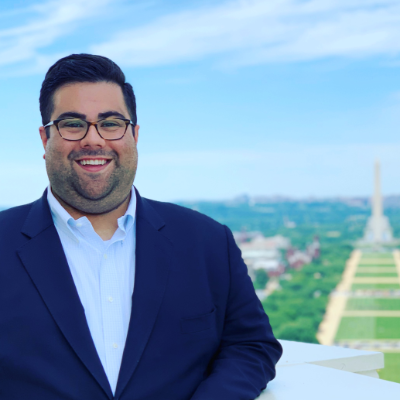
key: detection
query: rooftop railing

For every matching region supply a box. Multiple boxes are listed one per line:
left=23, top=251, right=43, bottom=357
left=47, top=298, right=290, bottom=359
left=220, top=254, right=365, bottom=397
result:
left=258, top=340, right=400, bottom=399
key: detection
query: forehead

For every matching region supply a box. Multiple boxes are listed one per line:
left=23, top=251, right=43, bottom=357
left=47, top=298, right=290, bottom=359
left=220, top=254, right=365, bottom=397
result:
left=52, top=82, right=128, bottom=118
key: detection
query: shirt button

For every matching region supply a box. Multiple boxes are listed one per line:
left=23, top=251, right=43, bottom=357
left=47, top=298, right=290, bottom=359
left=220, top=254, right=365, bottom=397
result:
left=112, top=343, right=118, bottom=349
left=103, top=254, right=108, bottom=259
left=76, top=222, right=82, bottom=227
left=108, top=296, right=114, bottom=303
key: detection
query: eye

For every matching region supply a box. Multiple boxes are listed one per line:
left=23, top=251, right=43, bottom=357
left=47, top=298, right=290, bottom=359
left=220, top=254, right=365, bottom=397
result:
left=59, top=119, right=86, bottom=129
left=65, top=122, right=84, bottom=127
left=100, top=119, right=125, bottom=129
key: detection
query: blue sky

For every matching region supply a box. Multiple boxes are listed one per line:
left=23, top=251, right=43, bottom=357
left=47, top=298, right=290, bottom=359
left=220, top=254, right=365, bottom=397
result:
left=1, top=0, right=400, bottom=205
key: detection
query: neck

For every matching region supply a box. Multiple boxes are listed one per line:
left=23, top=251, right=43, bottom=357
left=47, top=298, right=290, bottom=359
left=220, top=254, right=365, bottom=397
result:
left=52, top=189, right=131, bottom=241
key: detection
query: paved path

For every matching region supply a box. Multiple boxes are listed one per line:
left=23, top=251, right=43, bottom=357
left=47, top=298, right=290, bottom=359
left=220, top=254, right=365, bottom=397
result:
left=316, top=250, right=360, bottom=345
left=336, top=339, right=400, bottom=352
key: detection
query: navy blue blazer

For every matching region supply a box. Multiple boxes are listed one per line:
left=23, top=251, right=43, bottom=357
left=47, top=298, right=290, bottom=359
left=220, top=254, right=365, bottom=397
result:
left=0, top=189, right=282, bottom=400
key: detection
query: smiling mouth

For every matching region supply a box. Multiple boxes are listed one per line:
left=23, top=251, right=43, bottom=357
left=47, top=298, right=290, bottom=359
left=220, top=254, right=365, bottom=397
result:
left=75, top=158, right=112, bottom=171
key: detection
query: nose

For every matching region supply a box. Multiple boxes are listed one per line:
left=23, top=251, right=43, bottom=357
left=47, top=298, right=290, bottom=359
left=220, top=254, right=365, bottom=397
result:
left=80, top=124, right=106, bottom=148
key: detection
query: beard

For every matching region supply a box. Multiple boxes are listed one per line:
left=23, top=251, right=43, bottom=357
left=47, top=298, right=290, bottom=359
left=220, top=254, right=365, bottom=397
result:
left=46, top=147, right=138, bottom=215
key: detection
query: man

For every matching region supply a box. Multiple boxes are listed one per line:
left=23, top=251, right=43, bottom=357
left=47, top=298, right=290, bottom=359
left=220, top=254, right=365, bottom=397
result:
left=0, top=54, right=282, bottom=400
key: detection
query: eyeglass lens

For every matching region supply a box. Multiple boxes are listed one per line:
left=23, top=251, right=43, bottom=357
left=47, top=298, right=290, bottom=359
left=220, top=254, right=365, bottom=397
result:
left=58, top=118, right=127, bottom=140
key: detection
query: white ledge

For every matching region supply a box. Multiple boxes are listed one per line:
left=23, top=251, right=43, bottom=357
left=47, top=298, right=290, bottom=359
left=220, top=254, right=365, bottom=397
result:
left=258, top=340, right=400, bottom=399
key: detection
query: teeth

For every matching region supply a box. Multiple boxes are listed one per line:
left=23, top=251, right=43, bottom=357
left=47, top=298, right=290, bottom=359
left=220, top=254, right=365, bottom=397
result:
left=79, top=159, right=107, bottom=166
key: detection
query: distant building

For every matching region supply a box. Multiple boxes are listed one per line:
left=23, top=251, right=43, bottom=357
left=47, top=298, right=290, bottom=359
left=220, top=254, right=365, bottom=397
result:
left=233, top=230, right=263, bottom=244
left=235, top=233, right=289, bottom=279
left=286, top=248, right=312, bottom=270
left=283, top=216, right=296, bottom=229
left=235, top=231, right=320, bottom=278
left=307, top=236, right=321, bottom=259
left=286, top=236, right=320, bottom=270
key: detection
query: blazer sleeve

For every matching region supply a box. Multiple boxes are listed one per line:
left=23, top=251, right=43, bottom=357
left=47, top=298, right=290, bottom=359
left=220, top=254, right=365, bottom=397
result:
left=190, top=225, right=283, bottom=400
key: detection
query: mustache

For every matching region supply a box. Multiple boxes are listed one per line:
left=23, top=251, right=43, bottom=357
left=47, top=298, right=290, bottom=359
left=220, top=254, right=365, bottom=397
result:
left=68, top=149, right=118, bottom=161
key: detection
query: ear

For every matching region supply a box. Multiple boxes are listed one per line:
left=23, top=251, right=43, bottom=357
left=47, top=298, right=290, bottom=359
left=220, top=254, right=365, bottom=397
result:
left=39, top=126, right=48, bottom=150
left=134, top=124, right=140, bottom=144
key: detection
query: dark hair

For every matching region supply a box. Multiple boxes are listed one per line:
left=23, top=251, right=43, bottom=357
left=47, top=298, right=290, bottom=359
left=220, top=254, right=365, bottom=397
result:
left=39, top=54, right=137, bottom=135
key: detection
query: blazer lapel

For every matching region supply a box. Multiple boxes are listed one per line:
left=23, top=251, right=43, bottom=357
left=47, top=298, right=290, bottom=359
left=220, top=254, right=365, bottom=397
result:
left=17, top=191, right=113, bottom=399
left=115, top=192, right=173, bottom=398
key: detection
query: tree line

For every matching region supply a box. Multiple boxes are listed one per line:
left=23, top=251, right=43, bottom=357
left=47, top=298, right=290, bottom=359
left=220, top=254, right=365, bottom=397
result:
left=261, top=243, right=351, bottom=343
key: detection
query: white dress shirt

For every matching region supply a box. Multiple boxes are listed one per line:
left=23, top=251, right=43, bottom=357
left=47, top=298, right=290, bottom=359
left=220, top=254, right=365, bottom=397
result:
left=47, top=186, right=136, bottom=394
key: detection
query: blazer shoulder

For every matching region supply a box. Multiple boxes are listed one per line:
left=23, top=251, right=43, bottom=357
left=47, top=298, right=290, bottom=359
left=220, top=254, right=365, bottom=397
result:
left=0, top=203, right=33, bottom=234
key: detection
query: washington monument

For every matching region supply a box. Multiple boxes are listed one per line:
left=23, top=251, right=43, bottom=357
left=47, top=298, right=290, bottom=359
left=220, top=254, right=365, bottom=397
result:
left=362, top=160, right=394, bottom=244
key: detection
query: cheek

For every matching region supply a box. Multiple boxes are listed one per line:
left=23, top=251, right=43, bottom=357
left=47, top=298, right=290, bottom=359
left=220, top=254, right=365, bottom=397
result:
left=46, top=141, right=74, bottom=164
left=116, top=142, right=137, bottom=163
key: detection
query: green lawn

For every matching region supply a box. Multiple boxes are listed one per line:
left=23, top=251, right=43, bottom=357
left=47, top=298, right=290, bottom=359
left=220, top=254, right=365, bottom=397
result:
left=346, top=254, right=400, bottom=384
left=346, top=298, right=400, bottom=311
left=351, top=284, right=400, bottom=290
left=361, top=254, right=394, bottom=259
left=358, top=264, right=396, bottom=268
left=336, top=317, right=400, bottom=340
left=355, top=273, right=399, bottom=277
left=379, top=353, right=400, bottom=384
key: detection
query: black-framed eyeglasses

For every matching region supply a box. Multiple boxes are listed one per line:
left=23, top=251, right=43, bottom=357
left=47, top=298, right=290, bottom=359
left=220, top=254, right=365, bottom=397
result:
left=44, top=117, right=135, bottom=141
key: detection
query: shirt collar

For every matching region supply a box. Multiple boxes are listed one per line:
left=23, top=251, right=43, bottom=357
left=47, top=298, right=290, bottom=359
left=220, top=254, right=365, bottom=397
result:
left=47, top=185, right=137, bottom=240
left=118, top=189, right=136, bottom=233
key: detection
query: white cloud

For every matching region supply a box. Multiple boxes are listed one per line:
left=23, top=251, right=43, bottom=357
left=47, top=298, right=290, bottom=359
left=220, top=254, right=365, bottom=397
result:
left=0, top=0, right=112, bottom=72
left=92, top=0, right=400, bottom=68
left=2, top=0, right=400, bottom=75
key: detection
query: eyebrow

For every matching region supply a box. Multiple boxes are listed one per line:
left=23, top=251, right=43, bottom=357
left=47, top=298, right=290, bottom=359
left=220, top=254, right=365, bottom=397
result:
left=56, top=112, right=86, bottom=120
left=55, top=111, right=128, bottom=121
left=98, top=111, right=127, bottom=120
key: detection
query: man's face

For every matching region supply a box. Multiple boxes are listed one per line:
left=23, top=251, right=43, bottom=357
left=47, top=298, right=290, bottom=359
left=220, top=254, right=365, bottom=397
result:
left=39, top=81, right=139, bottom=214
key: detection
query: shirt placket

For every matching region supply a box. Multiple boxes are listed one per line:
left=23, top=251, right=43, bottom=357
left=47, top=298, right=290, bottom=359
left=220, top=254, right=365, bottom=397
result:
left=100, top=241, right=125, bottom=393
